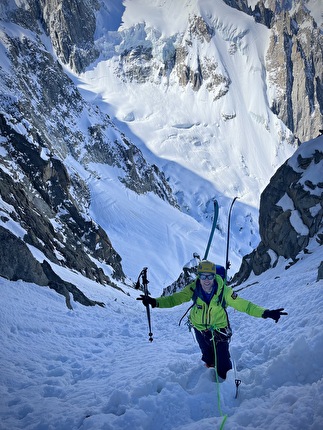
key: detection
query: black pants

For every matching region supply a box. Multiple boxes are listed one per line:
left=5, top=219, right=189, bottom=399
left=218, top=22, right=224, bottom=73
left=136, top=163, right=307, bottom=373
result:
left=194, top=328, right=232, bottom=379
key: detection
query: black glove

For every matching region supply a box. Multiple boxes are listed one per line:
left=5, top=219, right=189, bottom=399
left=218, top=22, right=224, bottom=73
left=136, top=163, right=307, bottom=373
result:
left=262, top=308, right=288, bottom=323
left=136, top=294, right=157, bottom=308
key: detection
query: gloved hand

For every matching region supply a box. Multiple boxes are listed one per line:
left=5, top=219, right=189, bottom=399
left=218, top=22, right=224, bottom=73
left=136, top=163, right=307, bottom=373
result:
left=136, top=294, right=157, bottom=308
left=262, top=308, right=288, bottom=323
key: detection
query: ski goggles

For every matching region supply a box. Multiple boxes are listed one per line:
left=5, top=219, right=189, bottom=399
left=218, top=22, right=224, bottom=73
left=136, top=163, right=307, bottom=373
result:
left=199, top=273, right=215, bottom=280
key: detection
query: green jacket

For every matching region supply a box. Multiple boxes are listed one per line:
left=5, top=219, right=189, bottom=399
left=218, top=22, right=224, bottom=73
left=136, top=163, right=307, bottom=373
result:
left=156, top=275, right=266, bottom=331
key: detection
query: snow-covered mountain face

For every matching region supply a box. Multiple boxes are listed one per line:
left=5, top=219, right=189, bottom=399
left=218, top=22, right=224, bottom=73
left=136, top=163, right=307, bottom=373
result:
left=81, top=0, right=297, bottom=210
left=81, top=0, right=322, bottom=193
left=0, top=0, right=322, bottom=302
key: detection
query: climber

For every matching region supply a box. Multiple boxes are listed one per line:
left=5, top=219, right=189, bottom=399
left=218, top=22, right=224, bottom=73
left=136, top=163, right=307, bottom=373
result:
left=137, top=260, right=287, bottom=380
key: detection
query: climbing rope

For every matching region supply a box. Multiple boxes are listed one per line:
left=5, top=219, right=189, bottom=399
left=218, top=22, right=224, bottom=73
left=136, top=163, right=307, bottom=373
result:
left=211, top=331, right=228, bottom=430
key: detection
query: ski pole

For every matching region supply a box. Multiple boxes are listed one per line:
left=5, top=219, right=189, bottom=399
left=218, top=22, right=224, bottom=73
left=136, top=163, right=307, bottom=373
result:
left=136, top=267, right=153, bottom=342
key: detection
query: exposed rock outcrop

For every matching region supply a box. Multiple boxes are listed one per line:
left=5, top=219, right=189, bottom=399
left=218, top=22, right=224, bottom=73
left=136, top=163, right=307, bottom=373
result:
left=0, top=227, right=48, bottom=286
left=223, top=0, right=323, bottom=142
left=265, top=2, right=323, bottom=142
left=232, top=135, right=323, bottom=284
left=114, top=15, right=230, bottom=99
left=0, top=1, right=179, bottom=306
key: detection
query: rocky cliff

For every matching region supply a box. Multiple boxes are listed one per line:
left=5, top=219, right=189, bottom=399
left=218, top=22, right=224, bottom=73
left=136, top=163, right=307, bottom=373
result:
left=0, top=0, right=178, bottom=306
left=224, top=0, right=323, bottom=142
left=232, top=134, right=323, bottom=285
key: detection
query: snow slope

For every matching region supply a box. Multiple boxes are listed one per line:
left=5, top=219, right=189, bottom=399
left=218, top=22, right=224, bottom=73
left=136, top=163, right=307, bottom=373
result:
left=1, top=2, right=322, bottom=429
left=1, top=235, right=322, bottom=430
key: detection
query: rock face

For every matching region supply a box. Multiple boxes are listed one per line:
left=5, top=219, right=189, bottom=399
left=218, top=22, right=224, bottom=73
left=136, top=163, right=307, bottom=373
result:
left=0, top=227, right=48, bottom=286
left=265, top=1, right=323, bottom=142
left=9, top=0, right=100, bottom=73
left=223, top=0, right=323, bottom=142
left=0, top=0, right=178, bottom=306
left=232, top=135, right=323, bottom=284
left=116, top=14, right=231, bottom=100
left=0, top=113, right=124, bottom=305
left=0, top=227, right=105, bottom=308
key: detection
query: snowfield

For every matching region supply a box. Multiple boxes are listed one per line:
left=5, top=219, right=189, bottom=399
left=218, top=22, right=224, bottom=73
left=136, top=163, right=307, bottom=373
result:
left=1, top=236, right=322, bottom=430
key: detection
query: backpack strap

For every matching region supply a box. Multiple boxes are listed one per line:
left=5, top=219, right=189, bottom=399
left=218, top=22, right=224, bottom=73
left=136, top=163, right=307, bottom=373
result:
left=217, top=284, right=232, bottom=330
left=178, top=285, right=196, bottom=326
left=217, top=285, right=226, bottom=308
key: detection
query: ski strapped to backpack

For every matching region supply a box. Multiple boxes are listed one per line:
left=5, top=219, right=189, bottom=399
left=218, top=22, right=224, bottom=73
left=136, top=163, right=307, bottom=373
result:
left=203, top=199, right=219, bottom=260
left=179, top=200, right=221, bottom=326
left=224, top=196, right=238, bottom=281
left=179, top=196, right=239, bottom=326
